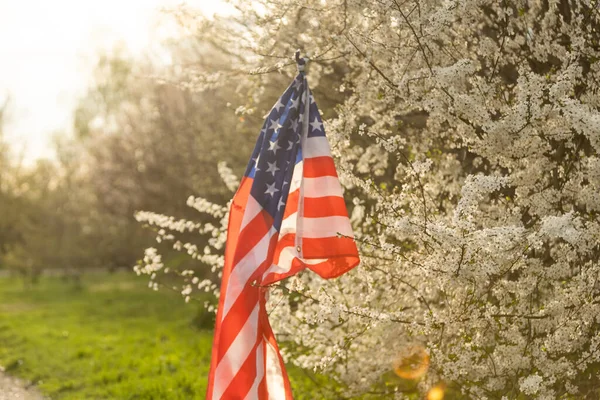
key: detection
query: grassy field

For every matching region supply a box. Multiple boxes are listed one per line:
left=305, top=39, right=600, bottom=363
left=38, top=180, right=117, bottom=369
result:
left=0, top=271, right=326, bottom=399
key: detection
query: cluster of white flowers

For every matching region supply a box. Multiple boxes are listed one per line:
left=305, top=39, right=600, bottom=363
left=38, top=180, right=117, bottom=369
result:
left=134, top=247, right=163, bottom=276
left=135, top=211, right=202, bottom=233
left=138, top=0, right=600, bottom=397
left=520, top=373, right=543, bottom=396
left=217, top=161, right=240, bottom=193
left=134, top=205, right=227, bottom=302
left=185, top=196, right=227, bottom=218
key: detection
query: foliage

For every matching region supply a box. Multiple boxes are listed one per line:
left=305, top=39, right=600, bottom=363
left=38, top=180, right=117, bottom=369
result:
left=0, top=100, right=25, bottom=259
left=1, top=39, right=262, bottom=276
left=0, top=141, right=113, bottom=280
left=70, top=45, right=261, bottom=271
left=137, top=1, right=600, bottom=399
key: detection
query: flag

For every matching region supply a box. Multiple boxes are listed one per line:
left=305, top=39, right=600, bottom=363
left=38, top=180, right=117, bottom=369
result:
left=206, top=58, right=360, bottom=400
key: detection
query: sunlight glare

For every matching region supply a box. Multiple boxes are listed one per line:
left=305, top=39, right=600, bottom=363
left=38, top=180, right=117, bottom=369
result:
left=426, top=382, right=446, bottom=400
left=392, top=345, right=430, bottom=380
left=0, top=0, right=231, bottom=163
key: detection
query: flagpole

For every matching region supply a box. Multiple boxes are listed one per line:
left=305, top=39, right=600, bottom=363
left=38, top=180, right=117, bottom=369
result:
left=295, top=50, right=309, bottom=260
left=294, top=49, right=308, bottom=72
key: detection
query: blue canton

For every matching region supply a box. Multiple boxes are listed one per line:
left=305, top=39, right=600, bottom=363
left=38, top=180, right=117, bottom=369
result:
left=242, top=74, right=325, bottom=232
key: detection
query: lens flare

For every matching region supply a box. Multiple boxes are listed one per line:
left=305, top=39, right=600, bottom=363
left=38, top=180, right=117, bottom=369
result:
left=392, top=345, right=430, bottom=380
left=426, top=382, right=446, bottom=400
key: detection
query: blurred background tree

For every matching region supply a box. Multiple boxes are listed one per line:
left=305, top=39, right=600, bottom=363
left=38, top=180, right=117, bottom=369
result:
left=0, top=99, right=25, bottom=261
left=1, top=35, right=264, bottom=280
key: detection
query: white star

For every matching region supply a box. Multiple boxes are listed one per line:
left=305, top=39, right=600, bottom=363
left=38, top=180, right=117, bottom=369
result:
left=287, top=141, right=294, bottom=150
left=292, top=79, right=302, bottom=91
left=268, top=140, right=281, bottom=154
left=310, top=116, right=322, bottom=132
left=290, top=96, right=300, bottom=109
left=254, top=156, right=260, bottom=171
left=266, top=161, right=280, bottom=176
left=291, top=119, right=299, bottom=132
left=309, top=93, right=315, bottom=104
left=277, top=197, right=285, bottom=210
left=283, top=180, right=289, bottom=187
left=273, top=99, right=285, bottom=112
left=269, top=119, right=280, bottom=132
left=265, top=182, right=279, bottom=197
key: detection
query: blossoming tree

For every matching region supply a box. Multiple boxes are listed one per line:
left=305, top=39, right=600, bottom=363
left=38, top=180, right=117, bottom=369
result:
left=136, top=0, right=600, bottom=398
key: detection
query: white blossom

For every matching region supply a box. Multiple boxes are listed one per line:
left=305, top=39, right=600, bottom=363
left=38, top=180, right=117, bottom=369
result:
left=136, top=1, right=600, bottom=397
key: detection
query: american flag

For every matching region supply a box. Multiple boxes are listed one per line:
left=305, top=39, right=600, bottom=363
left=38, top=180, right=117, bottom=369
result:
left=206, top=62, right=360, bottom=400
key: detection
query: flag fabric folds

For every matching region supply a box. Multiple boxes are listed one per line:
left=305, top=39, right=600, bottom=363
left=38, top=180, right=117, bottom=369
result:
left=206, top=60, right=360, bottom=400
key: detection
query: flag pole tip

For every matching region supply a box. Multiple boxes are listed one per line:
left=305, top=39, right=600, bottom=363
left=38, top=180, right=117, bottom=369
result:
left=295, top=50, right=308, bottom=72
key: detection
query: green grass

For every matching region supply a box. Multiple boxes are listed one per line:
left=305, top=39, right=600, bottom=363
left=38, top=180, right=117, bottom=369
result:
left=0, top=271, right=326, bottom=399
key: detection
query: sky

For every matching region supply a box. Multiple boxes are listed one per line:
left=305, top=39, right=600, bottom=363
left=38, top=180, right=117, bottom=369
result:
left=0, top=0, right=231, bottom=163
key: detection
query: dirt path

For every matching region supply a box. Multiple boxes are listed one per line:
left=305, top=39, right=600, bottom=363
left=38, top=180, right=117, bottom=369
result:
left=0, top=371, right=45, bottom=400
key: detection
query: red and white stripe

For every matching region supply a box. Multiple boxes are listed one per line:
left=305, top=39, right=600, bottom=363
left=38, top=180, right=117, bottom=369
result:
left=261, top=135, right=356, bottom=285
left=207, top=175, right=291, bottom=400
left=207, top=82, right=359, bottom=400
